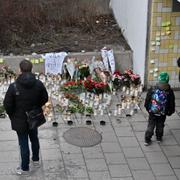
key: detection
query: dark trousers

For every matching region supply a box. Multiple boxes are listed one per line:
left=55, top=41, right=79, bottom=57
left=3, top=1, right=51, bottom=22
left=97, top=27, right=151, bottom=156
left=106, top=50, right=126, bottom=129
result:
left=145, top=114, right=166, bottom=142
left=17, top=128, right=40, bottom=171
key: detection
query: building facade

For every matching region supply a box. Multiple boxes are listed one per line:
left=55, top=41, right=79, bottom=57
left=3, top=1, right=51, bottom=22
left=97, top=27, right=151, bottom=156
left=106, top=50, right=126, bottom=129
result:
left=111, top=0, right=180, bottom=88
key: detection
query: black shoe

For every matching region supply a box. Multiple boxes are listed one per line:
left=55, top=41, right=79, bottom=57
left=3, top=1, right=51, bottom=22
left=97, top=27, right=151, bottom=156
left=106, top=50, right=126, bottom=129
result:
left=144, top=139, right=152, bottom=146
left=156, top=137, right=162, bottom=143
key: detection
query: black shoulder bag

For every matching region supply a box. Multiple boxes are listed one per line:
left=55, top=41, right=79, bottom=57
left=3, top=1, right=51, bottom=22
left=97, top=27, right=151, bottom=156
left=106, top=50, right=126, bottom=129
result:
left=26, top=108, right=46, bottom=130
left=13, top=82, right=46, bottom=130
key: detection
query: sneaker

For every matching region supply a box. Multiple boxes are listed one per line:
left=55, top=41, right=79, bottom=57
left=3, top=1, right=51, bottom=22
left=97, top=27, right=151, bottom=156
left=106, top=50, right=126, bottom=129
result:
left=157, top=137, right=162, bottom=143
left=16, top=167, right=29, bottom=176
left=144, top=140, right=152, bottom=146
left=32, top=161, right=40, bottom=168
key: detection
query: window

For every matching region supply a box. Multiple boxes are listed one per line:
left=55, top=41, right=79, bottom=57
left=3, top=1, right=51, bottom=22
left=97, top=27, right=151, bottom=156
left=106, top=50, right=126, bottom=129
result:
left=172, top=0, right=180, bottom=12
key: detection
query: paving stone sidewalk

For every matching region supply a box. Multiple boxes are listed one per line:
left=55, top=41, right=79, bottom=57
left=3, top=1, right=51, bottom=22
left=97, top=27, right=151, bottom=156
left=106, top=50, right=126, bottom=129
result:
left=0, top=91, right=180, bottom=180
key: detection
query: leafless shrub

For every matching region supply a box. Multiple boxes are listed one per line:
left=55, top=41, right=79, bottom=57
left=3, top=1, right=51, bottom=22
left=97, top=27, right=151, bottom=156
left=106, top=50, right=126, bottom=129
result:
left=0, top=0, right=109, bottom=49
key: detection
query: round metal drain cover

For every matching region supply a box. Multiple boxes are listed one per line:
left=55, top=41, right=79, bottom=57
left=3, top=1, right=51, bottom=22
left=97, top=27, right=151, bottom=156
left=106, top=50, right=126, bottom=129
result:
left=63, top=127, right=102, bottom=147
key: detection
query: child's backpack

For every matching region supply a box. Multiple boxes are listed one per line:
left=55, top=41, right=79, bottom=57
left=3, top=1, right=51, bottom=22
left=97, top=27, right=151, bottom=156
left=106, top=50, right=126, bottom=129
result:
left=150, top=88, right=168, bottom=115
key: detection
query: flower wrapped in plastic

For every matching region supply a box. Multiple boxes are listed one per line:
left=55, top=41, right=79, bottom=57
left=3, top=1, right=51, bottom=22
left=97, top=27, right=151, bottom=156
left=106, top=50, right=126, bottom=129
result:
left=61, top=80, right=83, bottom=94
left=112, top=70, right=122, bottom=90
left=78, top=64, right=90, bottom=80
left=83, top=77, right=110, bottom=95
left=130, top=73, right=141, bottom=86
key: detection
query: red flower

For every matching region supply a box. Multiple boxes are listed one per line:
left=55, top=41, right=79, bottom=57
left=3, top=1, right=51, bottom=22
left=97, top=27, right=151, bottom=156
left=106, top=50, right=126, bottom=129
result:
left=124, top=69, right=133, bottom=75
left=113, top=70, right=121, bottom=76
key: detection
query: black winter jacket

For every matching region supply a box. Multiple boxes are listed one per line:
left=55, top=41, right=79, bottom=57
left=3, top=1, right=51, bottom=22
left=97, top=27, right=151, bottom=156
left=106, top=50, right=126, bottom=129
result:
left=144, top=83, right=175, bottom=116
left=3, top=72, right=48, bottom=133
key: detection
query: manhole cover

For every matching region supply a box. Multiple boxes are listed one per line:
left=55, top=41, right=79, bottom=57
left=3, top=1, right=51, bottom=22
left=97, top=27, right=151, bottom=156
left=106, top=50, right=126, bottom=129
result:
left=63, top=127, right=102, bottom=147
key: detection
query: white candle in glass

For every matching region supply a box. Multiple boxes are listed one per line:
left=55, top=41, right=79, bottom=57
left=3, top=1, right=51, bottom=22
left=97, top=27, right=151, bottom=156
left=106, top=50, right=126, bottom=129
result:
left=134, top=90, right=138, bottom=97
left=118, top=108, right=122, bottom=115
left=114, top=109, right=117, bottom=116
left=47, top=116, right=52, bottom=121
left=130, top=109, right=134, bottom=115
left=100, top=109, right=103, bottom=115
left=121, top=102, right=125, bottom=109
left=98, top=105, right=102, bottom=111
left=127, top=102, right=130, bottom=109
left=94, top=109, right=97, bottom=116
left=89, top=101, right=93, bottom=107
left=67, top=114, right=71, bottom=121
left=139, top=85, right=143, bottom=92
left=122, top=86, right=126, bottom=92
left=113, top=90, right=116, bottom=95
left=130, top=90, right=134, bottom=96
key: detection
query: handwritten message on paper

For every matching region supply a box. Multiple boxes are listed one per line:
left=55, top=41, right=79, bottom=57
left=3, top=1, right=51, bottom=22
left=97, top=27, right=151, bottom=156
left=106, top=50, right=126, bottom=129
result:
left=101, top=48, right=115, bottom=74
left=42, top=52, right=67, bottom=75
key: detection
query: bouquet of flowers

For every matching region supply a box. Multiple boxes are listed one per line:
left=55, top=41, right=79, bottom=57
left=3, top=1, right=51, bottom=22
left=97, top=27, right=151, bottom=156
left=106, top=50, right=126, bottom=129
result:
left=112, top=70, right=131, bottom=88
left=124, top=69, right=141, bottom=86
left=61, top=80, right=83, bottom=93
left=0, top=65, right=16, bottom=80
left=64, top=93, right=79, bottom=103
left=112, top=70, right=122, bottom=90
left=77, top=64, right=90, bottom=80
left=83, top=77, right=110, bottom=95
left=112, top=69, right=141, bottom=88
left=64, top=92, right=93, bottom=114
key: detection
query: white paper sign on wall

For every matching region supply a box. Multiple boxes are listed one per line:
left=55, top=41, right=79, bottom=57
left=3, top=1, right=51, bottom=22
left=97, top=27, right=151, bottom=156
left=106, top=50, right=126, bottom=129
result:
left=101, top=47, right=115, bottom=74
left=42, top=52, right=67, bottom=75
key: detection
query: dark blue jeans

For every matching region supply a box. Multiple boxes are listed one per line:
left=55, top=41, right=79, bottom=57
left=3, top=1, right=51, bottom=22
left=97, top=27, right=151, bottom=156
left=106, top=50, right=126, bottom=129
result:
left=17, top=129, right=40, bottom=171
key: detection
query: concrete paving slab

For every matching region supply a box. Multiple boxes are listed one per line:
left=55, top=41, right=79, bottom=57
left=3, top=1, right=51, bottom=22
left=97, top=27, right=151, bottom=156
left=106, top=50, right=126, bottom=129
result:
left=144, top=151, right=168, bottom=164
left=168, top=156, right=180, bottom=169
left=0, top=151, right=19, bottom=163
left=118, top=137, right=139, bottom=147
left=41, top=148, right=62, bottom=161
left=150, top=163, right=175, bottom=176
left=114, top=127, right=134, bottom=137
left=108, top=164, right=131, bottom=178
left=0, top=140, right=18, bottom=151
left=131, top=170, right=156, bottom=180
left=127, top=157, right=150, bottom=170
left=160, top=135, right=178, bottom=145
left=166, top=120, right=180, bottom=129
left=161, top=145, right=180, bottom=157
left=88, top=171, right=111, bottom=180
left=156, top=176, right=178, bottom=180
left=42, top=160, right=64, bottom=174
left=101, top=142, right=121, bottom=153
left=101, top=132, right=119, bottom=143
left=174, top=169, right=180, bottom=179
left=60, top=142, right=82, bottom=154
left=62, top=153, right=85, bottom=166
left=112, top=178, right=133, bottom=180
left=104, top=153, right=126, bottom=165
left=130, top=122, right=147, bottom=132
left=66, top=165, right=88, bottom=178
left=85, top=159, right=108, bottom=171
left=82, top=145, right=104, bottom=159
left=123, top=147, right=144, bottom=158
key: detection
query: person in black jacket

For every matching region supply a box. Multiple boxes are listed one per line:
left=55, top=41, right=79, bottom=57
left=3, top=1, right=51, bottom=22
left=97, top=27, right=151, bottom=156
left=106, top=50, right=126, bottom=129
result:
left=144, top=72, right=175, bottom=146
left=3, top=60, right=48, bottom=175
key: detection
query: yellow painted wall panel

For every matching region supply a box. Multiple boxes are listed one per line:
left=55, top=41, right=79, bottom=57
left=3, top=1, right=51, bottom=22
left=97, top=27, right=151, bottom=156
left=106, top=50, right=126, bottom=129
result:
left=147, top=0, right=180, bottom=84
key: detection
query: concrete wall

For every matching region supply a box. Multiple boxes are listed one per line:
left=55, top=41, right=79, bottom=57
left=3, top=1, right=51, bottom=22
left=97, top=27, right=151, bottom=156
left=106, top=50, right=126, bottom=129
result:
left=0, top=50, right=132, bottom=74
left=110, top=0, right=149, bottom=84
